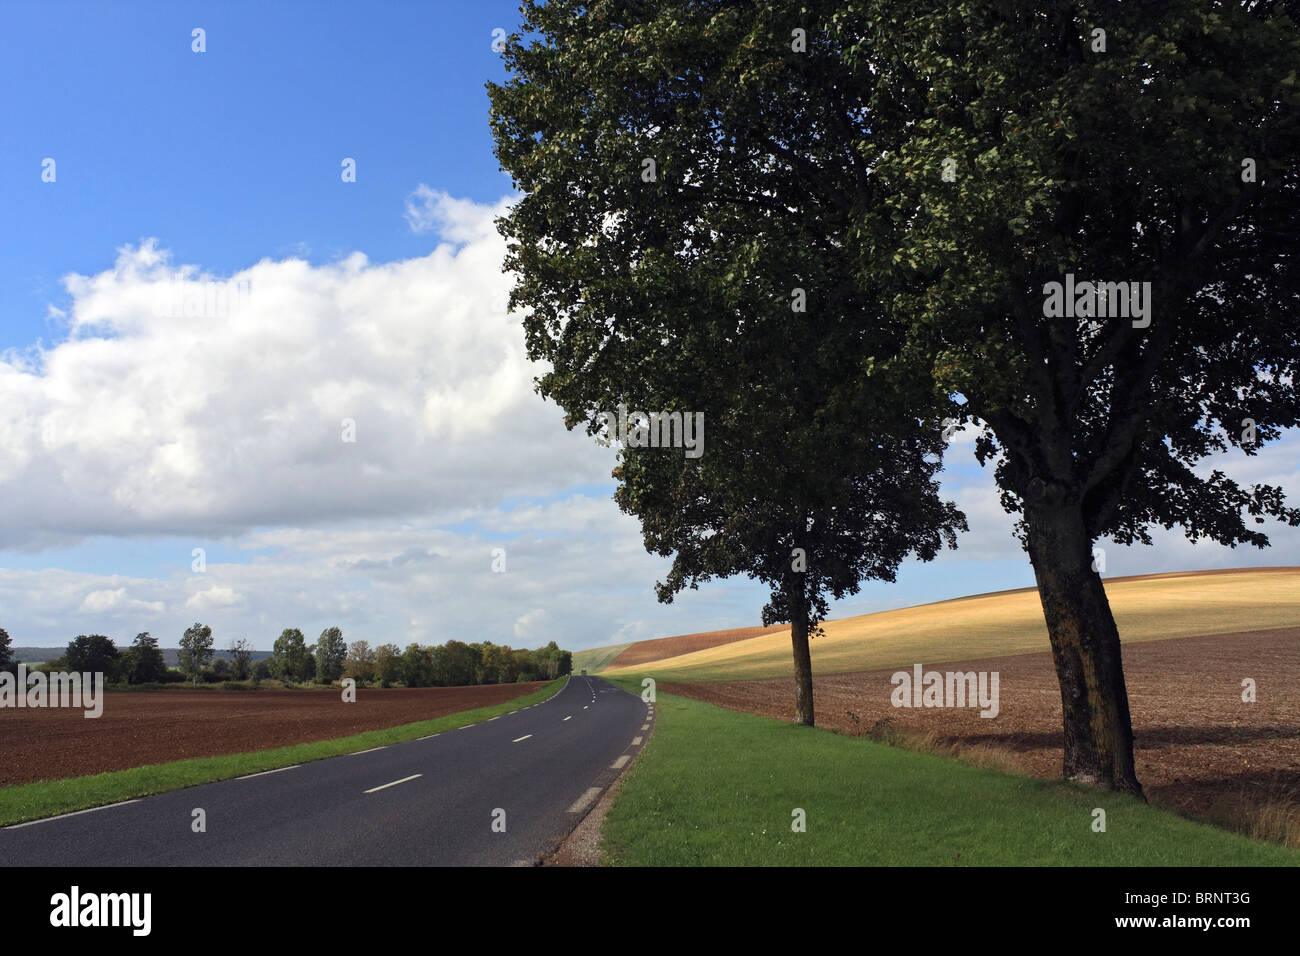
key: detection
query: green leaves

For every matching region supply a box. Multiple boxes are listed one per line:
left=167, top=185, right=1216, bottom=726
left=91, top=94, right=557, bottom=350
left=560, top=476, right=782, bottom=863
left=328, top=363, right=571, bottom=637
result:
left=489, top=0, right=965, bottom=634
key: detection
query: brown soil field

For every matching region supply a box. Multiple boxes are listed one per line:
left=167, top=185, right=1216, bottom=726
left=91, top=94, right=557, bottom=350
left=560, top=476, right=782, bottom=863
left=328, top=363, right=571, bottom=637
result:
left=664, top=627, right=1300, bottom=837
left=0, top=682, right=548, bottom=787
left=609, top=624, right=787, bottom=668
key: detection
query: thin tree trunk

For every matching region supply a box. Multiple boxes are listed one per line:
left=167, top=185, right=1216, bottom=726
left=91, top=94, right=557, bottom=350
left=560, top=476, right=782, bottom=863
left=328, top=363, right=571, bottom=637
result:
left=1025, top=501, right=1143, bottom=797
left=789, top=580, right=815, bottom=727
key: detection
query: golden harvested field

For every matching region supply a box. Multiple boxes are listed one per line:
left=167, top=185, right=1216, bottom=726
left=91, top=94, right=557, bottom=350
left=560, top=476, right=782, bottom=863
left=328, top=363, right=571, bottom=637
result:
left=602, top=567, right=1300, bottom=682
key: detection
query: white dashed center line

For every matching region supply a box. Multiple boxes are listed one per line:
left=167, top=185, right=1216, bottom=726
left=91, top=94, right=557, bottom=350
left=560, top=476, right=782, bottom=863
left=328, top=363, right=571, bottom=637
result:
left=513, top=734, right=533, bottom=743
left=364, top=774, right=422, bottom=794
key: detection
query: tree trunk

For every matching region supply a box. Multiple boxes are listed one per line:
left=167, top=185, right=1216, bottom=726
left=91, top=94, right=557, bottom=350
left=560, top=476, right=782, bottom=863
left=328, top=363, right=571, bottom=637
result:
left=1025, top=500, right=1143, bottom=797
left=789, top=581, right=815, bottom=727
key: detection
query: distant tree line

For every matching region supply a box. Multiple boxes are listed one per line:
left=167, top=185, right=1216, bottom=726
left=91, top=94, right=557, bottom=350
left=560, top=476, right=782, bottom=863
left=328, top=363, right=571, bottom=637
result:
left=0, top=630, right=176, bottom=685
left=0, top=623, right=572, bottom=688
left=335, top=637, right=572, bottom=688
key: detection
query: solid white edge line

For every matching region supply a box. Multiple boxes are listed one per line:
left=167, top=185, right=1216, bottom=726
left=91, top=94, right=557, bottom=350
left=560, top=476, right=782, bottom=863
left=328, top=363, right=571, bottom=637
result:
left=237, top=764, right=301, bottom=780
left=5, top=799, right=141, bottom=830
left=348, top=746, right=387, bottom=756
left=363, top=773, right=422, bottom=794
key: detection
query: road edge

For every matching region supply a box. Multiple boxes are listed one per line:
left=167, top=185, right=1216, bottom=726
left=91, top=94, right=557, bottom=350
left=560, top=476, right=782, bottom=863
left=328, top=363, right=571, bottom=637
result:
left=544, top=683, right=656, bottom=866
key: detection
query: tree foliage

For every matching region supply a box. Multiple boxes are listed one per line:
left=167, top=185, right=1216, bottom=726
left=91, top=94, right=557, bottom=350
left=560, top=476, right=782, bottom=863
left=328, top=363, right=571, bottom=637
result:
left=316, top=627, right=347, bottom=683
left=179, top=623, right=214, bottom=685
left=66, top=634, right=120, bottom=677
left=271, top=628, right=311, bottom=683
left=125, top=632, right=167, bottom=684
left=488, top=0, right=1300, bottom=786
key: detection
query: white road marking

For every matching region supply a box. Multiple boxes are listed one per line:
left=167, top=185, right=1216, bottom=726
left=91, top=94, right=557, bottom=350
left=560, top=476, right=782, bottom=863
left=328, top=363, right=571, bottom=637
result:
left=641, top=723, right=649, bottom=730
left=488, top=716, right=501, bottom=721
left=364, top=774, right=422, bottom=794
left=416, top=733, right=440, bottom=740
left=4, top=799, right=141, bottom=830
left=348, top=747, right=387, bottom=756
left=563, top=715, right=572, bottom=721
left=583, top=705, right=589, bottom=710
left=237, top=765, right=301, bottom=780
left=611, top=755, right=631, bottom=769
left=568, top=787, right=602, bottom=814
left=513, top=734, right=533, bottom=743
left=632, top=736, right=643, bottom=746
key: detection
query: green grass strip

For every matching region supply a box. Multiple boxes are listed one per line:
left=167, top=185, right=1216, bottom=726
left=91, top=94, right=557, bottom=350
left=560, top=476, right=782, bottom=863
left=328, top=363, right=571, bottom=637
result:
left=599, top=684, right=1298, bottom=866
left=0, top=676, right=567, bottom=827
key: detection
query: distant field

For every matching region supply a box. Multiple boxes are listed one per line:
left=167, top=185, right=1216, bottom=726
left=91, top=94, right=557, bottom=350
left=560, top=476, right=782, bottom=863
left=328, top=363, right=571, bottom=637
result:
left=0, top=681, right=550, bottom=788
left=603, top=567, right=1300, bottom=682
left=608, top=624, right=787, bottom=668
left=571, top=642, right=634, bottom=674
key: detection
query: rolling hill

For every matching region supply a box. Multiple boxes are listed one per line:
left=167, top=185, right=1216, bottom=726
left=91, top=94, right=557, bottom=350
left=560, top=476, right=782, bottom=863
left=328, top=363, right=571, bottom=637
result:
left=602, top=566, right=1300, bottom=682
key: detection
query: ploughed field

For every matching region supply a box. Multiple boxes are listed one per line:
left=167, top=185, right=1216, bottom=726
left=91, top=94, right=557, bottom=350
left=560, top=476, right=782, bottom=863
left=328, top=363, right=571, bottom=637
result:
left=0, top=682, right=547, bottom=787
left=663, top=627, right=1300, bottom=831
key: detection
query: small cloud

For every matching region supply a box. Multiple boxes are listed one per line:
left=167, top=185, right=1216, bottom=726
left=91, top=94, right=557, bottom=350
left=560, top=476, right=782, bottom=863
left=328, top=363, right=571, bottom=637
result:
left=404, top=184, right=511, bottom=242
left=186, top=586, right=242, bottom=611
left=513, top=608, right=549, bottom=639
left=81, top=587, right=164, bottom=614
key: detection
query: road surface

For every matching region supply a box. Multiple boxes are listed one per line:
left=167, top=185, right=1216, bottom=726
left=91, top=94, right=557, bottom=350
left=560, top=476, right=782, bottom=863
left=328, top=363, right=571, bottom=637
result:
left=1, top=675, right=652, bottom=866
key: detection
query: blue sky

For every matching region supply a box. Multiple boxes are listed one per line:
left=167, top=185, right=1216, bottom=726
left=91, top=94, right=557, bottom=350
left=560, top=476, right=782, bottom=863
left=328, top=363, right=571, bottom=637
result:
left=1, top=1, right=1295, bottom=652
left=0, top=0, right=517, bottom=350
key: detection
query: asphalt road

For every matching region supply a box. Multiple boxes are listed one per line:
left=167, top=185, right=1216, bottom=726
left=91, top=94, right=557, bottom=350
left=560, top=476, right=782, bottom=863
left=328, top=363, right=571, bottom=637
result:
left=1, top=675, right=652, bottom=866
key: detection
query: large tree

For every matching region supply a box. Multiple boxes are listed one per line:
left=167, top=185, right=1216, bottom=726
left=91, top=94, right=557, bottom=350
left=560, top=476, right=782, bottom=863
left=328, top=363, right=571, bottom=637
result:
left=179, top=623, right=214, bottom=685
left=488, top=0, right=1300, bottom=790
left=345, top=640, right=375, bottom=683
left=372, top=642, right=402, bottom=688
left=126, top=632, right=167, bottom=684
left=228, top=638, right=254, bottom=681
left=490, top=0, right=965, bottom=726
left=66, top=634, right=120, bottom=677
left=315, top=627, right=347, bottom=683
left=862, top=0, right=1300, bottom=793
left=271, top=628, right=311, bottom=684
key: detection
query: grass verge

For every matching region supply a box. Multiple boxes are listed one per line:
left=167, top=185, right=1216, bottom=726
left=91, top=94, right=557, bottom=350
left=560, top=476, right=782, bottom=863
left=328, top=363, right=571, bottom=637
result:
left=0, top=676, right=567, bottom=827
left=599, top=687, right=1299, bottom=866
